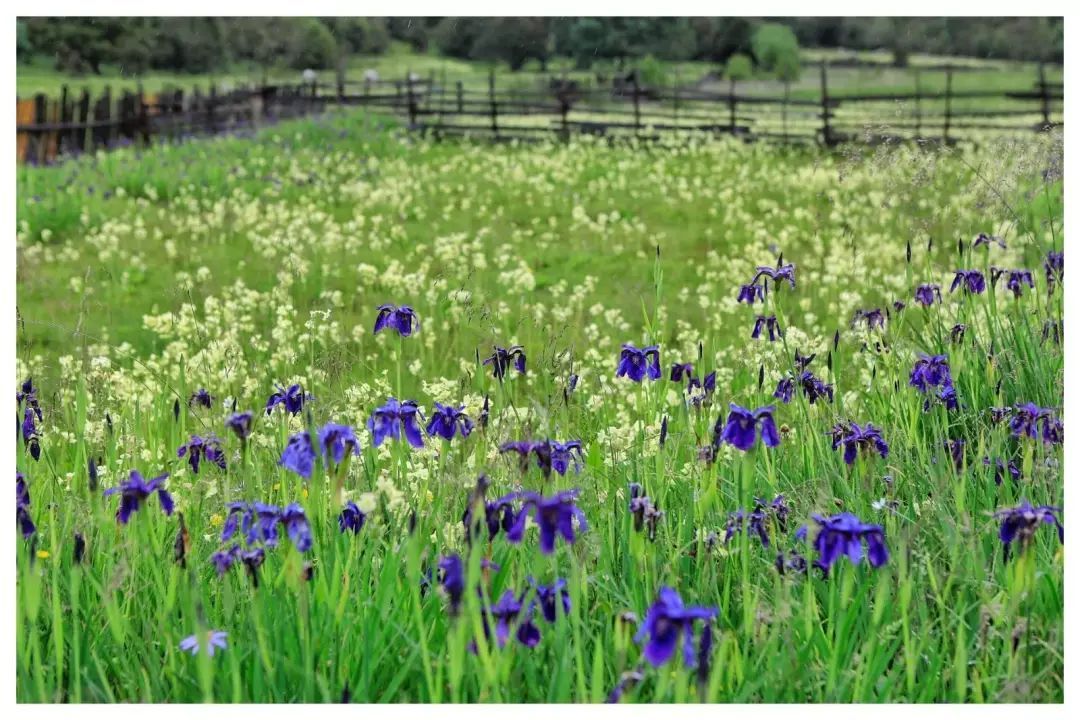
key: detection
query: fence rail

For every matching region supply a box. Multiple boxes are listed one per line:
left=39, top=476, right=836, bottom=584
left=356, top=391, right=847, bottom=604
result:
left=16, top=63, right=1064, bottom=165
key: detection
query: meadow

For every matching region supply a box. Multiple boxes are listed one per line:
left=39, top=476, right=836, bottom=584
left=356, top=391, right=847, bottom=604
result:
left=15, top=111, right=1064, bottom=702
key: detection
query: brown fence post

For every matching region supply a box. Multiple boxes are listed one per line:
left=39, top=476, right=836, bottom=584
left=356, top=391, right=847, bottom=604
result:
left=728, top=77, right=736, bottom=135
left=1038, top=62, right=1050, bottom=128
left=58, top=85, right=72, bottom=156
left=489, top=68, right=499, bottom=138
left=942, top=65, right=953, bottom=143
left=913, top=69, right=922, bottom=138
left=456, top=81, right=463, bottom=113
left=28, top=93, right=47, bottom=163
left=631, top=70, right=641, bottom=135
left=75, top=88, right=90, bottom=154
left=103, top=86, right=116, bottom=147
left=819, top=62, right=832, bottom=146
left=406, top=69, right=417, bottom=127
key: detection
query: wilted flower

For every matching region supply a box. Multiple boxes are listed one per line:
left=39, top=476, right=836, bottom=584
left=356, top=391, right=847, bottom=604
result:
left=914, top=283, right=942, bottom=307
left=973, top=233, right=1006, bottom=249
left=240, top=547, right=265, bottom=587
left=16, top=472, right=34, bottom=538
left=999, top=269, right=1035, bottom=298
left=751, top=315, right=782, bottom=341
left=950, top=269, right=986, bottom=294
left=1044, top=250, right=1063, bottom=292
left=984, top=456, right=1021, bottom=485
left=483, top=345, right=526, bottom=379
left=715, top=403, right=780, bottom=451
left=179, top=630, right=228, bottom=657
left=852, top=308, right=885, bottom=330
left=670, top=362, right=694, bottom=382
left=617, top=343, right=661, bottom=382
left=426, top=402, right=475, bottom=441
left=373, top=304, right=419, bottom=337
left=807, top=513, right=889, bottom=572
left=104, top=470, right=174, bottom=524
left=995, top=501, right=1063, bottom=560
left=634, top=587, right=718, bottom=667
left=1042, top=318, right=1063, bottom=345
left=943, top=438, right=966, bottom=470
left=177, top=434, right=226, bottom=474
left=265, top=384, right=311, bottom=416
left=367, top=398, right=424, bottom=448
left=605, top=669, right=645, bottom=704
left=950, top=324, right=967, bottom=344
left=628, top=484, right=664, bottom=541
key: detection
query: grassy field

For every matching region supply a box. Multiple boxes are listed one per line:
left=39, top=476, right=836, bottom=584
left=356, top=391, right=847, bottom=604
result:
left=15, top=110, right=1064, bottom=702
left=17, top=42, right=1063, bottom=99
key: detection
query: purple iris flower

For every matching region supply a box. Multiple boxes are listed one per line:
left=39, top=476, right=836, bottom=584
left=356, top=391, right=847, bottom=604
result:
left=752, top=261, right=796, bottom=289
left=751, top=315, right=782, bottom=341
left=909, top=353, right=952, bottom=392
left=687, top=371, right=717, bottom=407
left=995, top=501, right=1063, bottom=560
left=983, top=456, right=1021, bottom=485
left=177, top=434, right=226, bottom=474
left=265, top=383, right=311, bottom=416
left=529, top=577, right=570, bottom=623
left=1004, top=269, right=1035, bottom=298
left=913, top=281, right=942, bottom=308
left=670, top=362, right=694, bottom=382
left=831, top=422, right=889, bottom=465
left=852, top=308, right=885, bottom=330
left=483, top=345, right=526, bottom=379
left=463, top=492, right=517, bottom=544
left=628, top=484, right=664, bottom=541
left=551, top=441, right=584, bottom=475
left=338, top=501, right=366, bottom=534
left=500, top=440, right=538, bottom=473
left=226, top=411, right=255, bottom=442
left=715, top=403, right=781, bottom=451
left=736, top=283, right=765, bottom=304
left=317, top=422, right=361, bottom=465
left=505, top=489, right=588, bottom=555
left=606, top=670, right=645, bottom=704
left=179, top=630, right=228, bottom=657
left=280, top=430, right=317, bottom=478
left=104, top=470, right=174, bottom=524
left=635, top=587, right=718, bottom=668
left=1044, top=250, right=1063, bottom=292
left=438, top=554, right=465, bottom=615
left=617, top=343, right=661, bottom=382
left=973, top=233, right=1006, bottom=249
left=950, top=269, right=986, bottom=294
left=725, top=495, right=788, bottom=547
left=210, top=544, right=241, bottom=576
left=367, top=398, right=424, bottom=448
left=17, top=472, right=35, bottom=538
left=808, top=513, right=889, bottom=572
left=279, top=503, right=313, bottom=552
left=487, top=589, right=541, bottom=648
left=241, top=547, right=265, bottom=587
left=426, top=402, right=474, bottom=441
left=373, top=304, right=419, bottom=337
left=943, top=438, right=966, bottom=470
left=20, top=405, right=41, bottom=461
left=1009, top=403, right=1061, bottom=444
left=188, top=388, right=213, bottom=409
left=221, top=501, right=281, bottom=547
left=773, top=377, right=795, bottom=404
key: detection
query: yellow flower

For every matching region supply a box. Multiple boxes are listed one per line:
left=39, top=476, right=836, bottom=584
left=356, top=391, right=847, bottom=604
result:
left=36, top=550, right=50, bottom=560
left=210, top=513, right=223, bottom=528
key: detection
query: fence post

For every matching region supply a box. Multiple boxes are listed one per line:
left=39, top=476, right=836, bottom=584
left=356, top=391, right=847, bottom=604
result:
left=913, top=69, right=922, bottom=139
left=819, top=62, right=832, bottom=146
left=336, top=57, right=346, bottom=105
left=58, top=85, right=71, bottom=156
left=406, top=69, right=417, bottom=128
left=631, top=70, right=641, bottom=136
left=942, top=65, right=953, bottom=144
left=728, top=77, right=737, bottom=136
left=103, top=86, right=116, bottom=147
left=76, top=88, right=90, bottom=154
left=1038, top=62, right=1050, bottom=128
left=456, top=81, right=463, bottom=113
left=672, top=70, right=680, bottom=129
left=28, top=93, right=47, bottom=164
left=489, top=68, right=499, bottom=138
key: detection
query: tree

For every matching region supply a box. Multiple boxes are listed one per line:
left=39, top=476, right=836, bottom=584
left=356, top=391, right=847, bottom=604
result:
left=469, top=18, right=551, bottom=71
left=724, top=53, right=753, bottom=81
left=751, top=23, right=801, bottom=76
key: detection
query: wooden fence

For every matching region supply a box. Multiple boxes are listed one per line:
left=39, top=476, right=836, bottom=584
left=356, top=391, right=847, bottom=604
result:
left=16, top=63, right=1064, bottom=165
